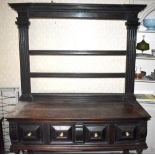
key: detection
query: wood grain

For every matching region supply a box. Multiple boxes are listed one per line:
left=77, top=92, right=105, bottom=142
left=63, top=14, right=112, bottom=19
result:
left=7, top=100, right=150, bottom=122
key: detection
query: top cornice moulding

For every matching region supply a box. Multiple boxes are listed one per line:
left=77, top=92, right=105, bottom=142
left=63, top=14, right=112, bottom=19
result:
left=8, top=3, right=146, bottom=20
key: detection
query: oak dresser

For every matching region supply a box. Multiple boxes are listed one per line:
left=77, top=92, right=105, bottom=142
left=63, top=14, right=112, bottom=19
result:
left=7, top=3, right=151, bottom=153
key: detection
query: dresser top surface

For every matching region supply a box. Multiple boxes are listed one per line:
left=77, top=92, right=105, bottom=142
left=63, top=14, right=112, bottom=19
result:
left=7, top=100, right=151, bottom=122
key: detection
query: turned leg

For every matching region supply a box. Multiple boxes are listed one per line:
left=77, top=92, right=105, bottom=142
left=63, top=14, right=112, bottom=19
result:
left=123, top=149, right=129, bottom=154
left=10, top=147, right=20, bottom=154
left=14, top=150, right=20, bottom=154
left=136, top=149, right=143, bottom=154
left=27, top=150, right=34, bottom=154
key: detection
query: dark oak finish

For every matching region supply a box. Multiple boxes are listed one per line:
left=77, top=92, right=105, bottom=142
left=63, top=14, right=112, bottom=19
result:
left=29, top=50, right=126, bottom=56
left=7, top=100, right=150, bottom=153
left=10, top=144, right=147, bottom=153
left=30, top=93, right=138, bottom=106
left=125, top=21, right=139, bottom=98
left=9, top=3, right=145, bottom=20
left=32, top=93, right=130, bottom=102
left=15, top=11, right=32, bottom=101
left=123, top=149, right=129, bottom=154
left=7, top=100, right=151, bottom=121
left=8, top=2, right=150, bottom=154
left=136, top=148, right=143, bottom=154
left=30, top=72, right=125, bottom=78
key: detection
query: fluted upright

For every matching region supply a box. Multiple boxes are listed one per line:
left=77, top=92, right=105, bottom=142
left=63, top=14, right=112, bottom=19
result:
left=16, top=12, right=32, bottom=101
left=125, top=20, right=139, bottom=100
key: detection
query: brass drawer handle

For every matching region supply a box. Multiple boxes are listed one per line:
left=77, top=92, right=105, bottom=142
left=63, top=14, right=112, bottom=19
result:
left=94, top=132, right=98, bottom=138
left=125, top=131, right=130, bottom=137
left=59, top=132, right=64, bottom=137
left=27, top=131, right=32, bottom=137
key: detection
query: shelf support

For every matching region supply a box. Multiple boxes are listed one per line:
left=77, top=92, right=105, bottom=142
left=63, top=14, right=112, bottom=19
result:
left=16, top=12, right=32, bottom=101
left=125, top=20, right=140, bottom=100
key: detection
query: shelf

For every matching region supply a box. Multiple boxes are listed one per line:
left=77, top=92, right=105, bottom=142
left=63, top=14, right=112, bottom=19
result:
left=138, top=30, right=155, bottom=33
left=135, top=76, right=155, bottom=83
left=136, top=94, right=155, bottom=104
left=136, top=53, right=155, bottom=60
left=29, top=50, right=126, bottom=56
left=30, top=72, right=125, bottom=78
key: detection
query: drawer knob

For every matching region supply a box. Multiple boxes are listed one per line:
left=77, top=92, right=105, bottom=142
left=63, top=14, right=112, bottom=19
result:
left=27, top=131, right=32, bottom=137
left=125, top=131, right=130, bottom=137
left=59, top=132, right=64, bottom=137
left=94, top=132, right=98, bottom=138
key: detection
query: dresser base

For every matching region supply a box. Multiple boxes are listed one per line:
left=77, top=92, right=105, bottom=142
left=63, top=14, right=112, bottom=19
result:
left=7, top=100, right=150, bottom=154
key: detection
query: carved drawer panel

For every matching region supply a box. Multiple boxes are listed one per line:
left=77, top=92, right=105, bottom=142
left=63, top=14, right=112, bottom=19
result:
left=9, top=121, right=147, bottom=147
left=19, top=123, right=43, bottom=144
left=50, top=125, right=73, bottom=143
left=84, top=125, right=108, bottom=143
left=115, top=124, right=136, bottom=141
left=9, top=122, right=19, bottom=143
left=137, top=122, right=147, bottom=140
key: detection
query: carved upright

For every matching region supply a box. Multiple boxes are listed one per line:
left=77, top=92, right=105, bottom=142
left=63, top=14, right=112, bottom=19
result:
left=16, top=11, right=32, bottom=101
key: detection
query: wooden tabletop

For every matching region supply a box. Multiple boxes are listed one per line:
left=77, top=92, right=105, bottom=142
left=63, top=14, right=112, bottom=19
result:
left=7, top=99, right=151, bottom=122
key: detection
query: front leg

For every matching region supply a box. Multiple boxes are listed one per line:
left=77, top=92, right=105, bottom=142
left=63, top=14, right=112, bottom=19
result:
left=123, top=149, right=129, bottom=154
left=136, top=149, right=143, bottom=154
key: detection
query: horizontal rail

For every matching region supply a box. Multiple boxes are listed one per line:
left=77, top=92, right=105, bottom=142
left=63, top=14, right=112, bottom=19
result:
left=30, top=72, right=125, bottom=78
left=32, top=93, right=125, bottom=101
left=29, top=50, right=126, bottom=56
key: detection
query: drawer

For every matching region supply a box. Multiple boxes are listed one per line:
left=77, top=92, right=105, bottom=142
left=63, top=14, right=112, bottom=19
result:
left=50, top=125, right=73, bottom=143
left=9, top=122, right=19, bottom=143
left=84, top=125, right=108, bottom=143
left=19, top=123, right=43, bottom=144
left=115, top=124, right=137, bottom=142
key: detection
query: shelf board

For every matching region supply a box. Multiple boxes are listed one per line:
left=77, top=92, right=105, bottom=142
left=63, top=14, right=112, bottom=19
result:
left=136, top=53, right=155, bottom=60
left=135, top=77, right=155, bottom=83
left=30, top=72, right=125, bottom=78
left=135, top=94, right=155, bottom=103
left=138, top=30, right=155, bottom=33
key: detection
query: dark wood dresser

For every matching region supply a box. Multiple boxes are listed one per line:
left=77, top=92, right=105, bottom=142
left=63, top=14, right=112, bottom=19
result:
left=7, top=3, right=151, bottom=153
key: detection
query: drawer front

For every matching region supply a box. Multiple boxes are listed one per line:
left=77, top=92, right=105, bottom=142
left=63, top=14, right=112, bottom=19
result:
left=19, top=123, right=43, bottom=144
left=50, top=125, right=73, bottom=143
left=115, top=124, right=136, bottom=142
left=9, top=122, right=19, bottom=144
left=137, top=122, right=147, bottom=140
left=115, top=122, right=147, bottom=143
left=84, top=125, right=108, bottom=143
left=9, top=121, right=147, bottom=146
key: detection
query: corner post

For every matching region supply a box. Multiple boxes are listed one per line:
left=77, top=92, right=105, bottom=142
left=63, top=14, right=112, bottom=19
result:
left=16, top=11, right=32, bottom=101
left=125, top=19, right=140, bottom=101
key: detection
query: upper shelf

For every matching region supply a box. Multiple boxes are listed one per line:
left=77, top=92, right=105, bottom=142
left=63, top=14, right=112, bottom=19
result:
left=138, top=30, right=155, bottom=33
left=135, top=77, right=155, bottom=83
left=136, top=53, right=155, bottom=60
left=9, top=3, right=146, bottom=20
